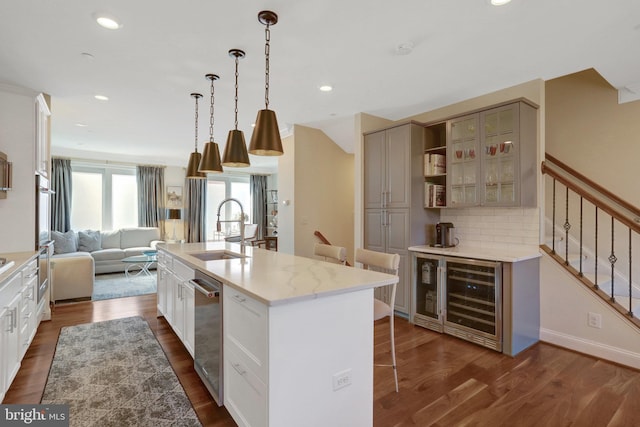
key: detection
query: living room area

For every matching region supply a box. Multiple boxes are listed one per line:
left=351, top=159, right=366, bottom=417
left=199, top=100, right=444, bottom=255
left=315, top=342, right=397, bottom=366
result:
left=50, top=158, right=278, bottom=303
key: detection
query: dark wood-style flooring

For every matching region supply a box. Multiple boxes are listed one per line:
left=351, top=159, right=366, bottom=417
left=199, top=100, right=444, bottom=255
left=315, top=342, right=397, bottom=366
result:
left=4, top=294, right=640, bottom=426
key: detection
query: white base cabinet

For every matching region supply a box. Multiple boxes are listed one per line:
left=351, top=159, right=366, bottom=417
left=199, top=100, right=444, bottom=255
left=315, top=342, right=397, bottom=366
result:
left=223, top=285, right=375, bottom=427
left=157, top=250, right=195, bottom=358
left=1, top=256, right=40, bottom=402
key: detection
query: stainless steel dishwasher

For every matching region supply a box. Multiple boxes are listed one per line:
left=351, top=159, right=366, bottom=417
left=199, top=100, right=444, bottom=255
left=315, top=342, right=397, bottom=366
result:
left=190, top=271, right=223, bottom=406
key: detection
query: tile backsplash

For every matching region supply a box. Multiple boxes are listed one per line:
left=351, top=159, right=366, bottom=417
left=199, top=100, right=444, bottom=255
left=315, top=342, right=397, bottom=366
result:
left=440, top=207, right=540, bottom=248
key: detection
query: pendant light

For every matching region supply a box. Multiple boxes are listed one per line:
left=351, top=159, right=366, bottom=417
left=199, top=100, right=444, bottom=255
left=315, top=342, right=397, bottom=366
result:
left=249, top=10, right=284, bottom=156
left=198, top=74, right=223, bottom=173
left=222, top=49, right=250, bottom=167
left=186, top=93, right=207, bottom=179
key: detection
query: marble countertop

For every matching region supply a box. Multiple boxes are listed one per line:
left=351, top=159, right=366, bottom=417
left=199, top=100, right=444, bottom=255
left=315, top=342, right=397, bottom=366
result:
left=0, top=251, right=38, bottom=283
left=408, top=244, right=541, bottom=263
left=159, top=242, right=398, bottom=306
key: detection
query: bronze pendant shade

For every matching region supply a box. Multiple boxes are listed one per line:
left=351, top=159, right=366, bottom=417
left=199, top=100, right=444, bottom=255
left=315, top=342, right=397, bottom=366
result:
left=222, top=49, right=250, bottom=167
left=186, top=92, right=206, bottom=179
left=249, top=10, right=284, bottom=156
left=186, top=151, right=206, bottom=179
left=249, top=109, right=283, bottom=156
left=199, top=73, right=223, bottom=173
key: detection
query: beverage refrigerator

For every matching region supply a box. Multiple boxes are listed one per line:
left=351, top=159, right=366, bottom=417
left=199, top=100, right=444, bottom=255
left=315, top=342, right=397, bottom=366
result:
left=412, top=253, right=503, bottom=352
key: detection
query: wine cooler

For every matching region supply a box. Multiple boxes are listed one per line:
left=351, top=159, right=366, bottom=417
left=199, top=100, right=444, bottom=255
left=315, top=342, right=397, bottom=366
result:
left=412, top=254, right=502, bottom=352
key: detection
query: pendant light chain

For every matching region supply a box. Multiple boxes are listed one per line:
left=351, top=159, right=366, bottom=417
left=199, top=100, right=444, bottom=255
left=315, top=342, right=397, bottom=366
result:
left=234, top=55, right=239, bottom=130
left=209, top=78, right=215, bottom=141
left=194, top=95, right=199, bottom=152
left=264, top=23, right=270, bottom=109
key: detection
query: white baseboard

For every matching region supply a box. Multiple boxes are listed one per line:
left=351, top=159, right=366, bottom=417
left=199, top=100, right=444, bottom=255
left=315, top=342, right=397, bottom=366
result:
left=540, top=328, right=640, bottom=369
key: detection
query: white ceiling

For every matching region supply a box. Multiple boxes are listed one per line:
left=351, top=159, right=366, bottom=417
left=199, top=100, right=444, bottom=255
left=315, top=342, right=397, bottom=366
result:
left=1, top=0, right=640, bottom=174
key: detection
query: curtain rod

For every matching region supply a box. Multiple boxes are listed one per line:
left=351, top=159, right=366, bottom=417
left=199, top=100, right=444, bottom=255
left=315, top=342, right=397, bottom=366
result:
left=60, top=157, right=166, bottom=168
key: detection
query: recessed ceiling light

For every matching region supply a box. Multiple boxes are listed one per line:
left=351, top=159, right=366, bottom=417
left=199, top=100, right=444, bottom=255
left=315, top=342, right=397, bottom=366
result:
left=94, top=95, right=109, bottom=101
left=491, top=0, right=512, bottom=5
left=75, top=123, right=88, bottom=127
left=319, top=85, right=333, bottom=92
left=251, top=123, right=256, bottom=127
left=94, top=13, right=122, bottom=30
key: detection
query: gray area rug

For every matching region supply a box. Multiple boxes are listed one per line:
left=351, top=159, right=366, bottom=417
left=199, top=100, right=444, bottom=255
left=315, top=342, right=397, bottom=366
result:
left=41, top=316, right=201, bottom=427
left=93, top=272, right=157, bottom=301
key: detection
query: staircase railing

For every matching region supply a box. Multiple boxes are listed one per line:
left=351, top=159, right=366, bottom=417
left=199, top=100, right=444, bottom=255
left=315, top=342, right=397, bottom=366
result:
left=541, top=153, right=640, bottom=326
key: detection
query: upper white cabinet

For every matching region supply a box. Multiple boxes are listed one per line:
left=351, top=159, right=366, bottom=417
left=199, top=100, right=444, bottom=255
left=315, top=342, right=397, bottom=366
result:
left=35, top=94, right=50, bottom=177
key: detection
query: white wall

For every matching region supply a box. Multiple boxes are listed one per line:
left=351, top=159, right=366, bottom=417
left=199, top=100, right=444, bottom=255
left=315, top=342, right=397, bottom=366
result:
left=540, top=253, right=640, bottom=369
left=0, top=84, right=37, bottom=253
left=277, top=135, right=295, bottom=254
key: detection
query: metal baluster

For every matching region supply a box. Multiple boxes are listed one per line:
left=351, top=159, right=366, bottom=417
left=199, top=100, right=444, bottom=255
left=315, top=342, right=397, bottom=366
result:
left=552, top=179, right=556, bottom=255
left=564, top=187, right=571, bottom=266
left=629, top=228, right=633, bottom=317
left=594, top=207, right=598, bottom=290
left=609, top=217, right=617, bottom=303
left=579, top=196, right=583, bottom=276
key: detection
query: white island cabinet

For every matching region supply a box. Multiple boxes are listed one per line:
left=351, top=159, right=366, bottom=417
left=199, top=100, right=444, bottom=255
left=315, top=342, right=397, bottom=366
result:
left=159, top=242, right=398, bottom=427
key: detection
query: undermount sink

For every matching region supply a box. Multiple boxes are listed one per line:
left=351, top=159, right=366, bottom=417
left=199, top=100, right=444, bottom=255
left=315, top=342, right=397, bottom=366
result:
left=188, top=250, right=246, bottom=261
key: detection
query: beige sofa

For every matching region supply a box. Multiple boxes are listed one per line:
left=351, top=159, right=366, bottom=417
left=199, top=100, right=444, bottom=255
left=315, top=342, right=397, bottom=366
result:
left=51, top=227, right=162, bottom=301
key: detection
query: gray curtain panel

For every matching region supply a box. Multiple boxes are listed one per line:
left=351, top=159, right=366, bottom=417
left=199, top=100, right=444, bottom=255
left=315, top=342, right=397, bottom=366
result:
left=251, top=175, right=267, bottom=239
left=51, top=158, right=72, bottom=232
left=136, top=165, right=165, bottom=238
left=184, top=178, right=206, bottom=243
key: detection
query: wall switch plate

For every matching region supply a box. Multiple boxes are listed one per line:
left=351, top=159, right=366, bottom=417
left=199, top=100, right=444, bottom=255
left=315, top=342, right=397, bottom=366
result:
left=587, top=312, right=602, bottom=329
left=332, top=369, right=352, bottom=391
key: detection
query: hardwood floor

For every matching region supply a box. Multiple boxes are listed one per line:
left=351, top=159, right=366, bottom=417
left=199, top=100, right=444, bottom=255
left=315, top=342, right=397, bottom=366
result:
left=5, top=295, right=640, bottom=426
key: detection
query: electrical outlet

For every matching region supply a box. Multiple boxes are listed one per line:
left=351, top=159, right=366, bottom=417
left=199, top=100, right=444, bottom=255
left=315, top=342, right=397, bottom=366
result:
left=587, top=312, right=602, bottom=329
left=332, top=369, right=352, bottom=391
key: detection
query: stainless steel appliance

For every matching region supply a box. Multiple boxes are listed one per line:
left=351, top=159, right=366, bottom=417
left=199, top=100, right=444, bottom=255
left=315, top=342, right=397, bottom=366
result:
left=191, top=271, right=223, bottom=406
left=412, top=254, right=502, bottom=351
left=433, top=222, right=456, bottom=248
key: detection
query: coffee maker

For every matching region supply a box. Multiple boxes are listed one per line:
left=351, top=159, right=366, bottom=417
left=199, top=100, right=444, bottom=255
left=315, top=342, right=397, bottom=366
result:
left=434, top=222, right=456, bottom=248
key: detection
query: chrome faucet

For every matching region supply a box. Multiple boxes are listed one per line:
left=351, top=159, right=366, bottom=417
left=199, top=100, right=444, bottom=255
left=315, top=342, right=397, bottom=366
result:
left=216, top=198, right=246, bottom=253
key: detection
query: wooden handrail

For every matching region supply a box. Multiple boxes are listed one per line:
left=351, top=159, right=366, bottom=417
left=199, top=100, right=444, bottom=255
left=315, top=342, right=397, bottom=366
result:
left=541, top=158, right=640, bottom=234
left=545, top=153, right=640, bottom=219
left=314, top=230, right=351, bottom=266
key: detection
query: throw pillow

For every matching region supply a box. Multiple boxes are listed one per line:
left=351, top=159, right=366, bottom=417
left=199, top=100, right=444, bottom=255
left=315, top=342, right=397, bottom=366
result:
left=78, top=230, right=102, bottom=252
left=51, top=230, right=77, bottom=254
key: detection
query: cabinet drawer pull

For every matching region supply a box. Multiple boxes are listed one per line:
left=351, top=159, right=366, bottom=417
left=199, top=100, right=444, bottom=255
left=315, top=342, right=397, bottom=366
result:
left=232, top=362, right=246, bottom=376
left=233, top=294, right=247, bottom=303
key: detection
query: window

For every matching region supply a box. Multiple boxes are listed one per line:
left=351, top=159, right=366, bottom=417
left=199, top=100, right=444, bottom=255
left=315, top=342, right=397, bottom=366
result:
left=70, top=163, right=138, bottom=231
left=205, top=176, right=251, bottom=240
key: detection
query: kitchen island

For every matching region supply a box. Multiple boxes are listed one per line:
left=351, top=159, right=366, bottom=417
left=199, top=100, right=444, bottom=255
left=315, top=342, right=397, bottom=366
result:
left=157, top=242, right=398, bottom=427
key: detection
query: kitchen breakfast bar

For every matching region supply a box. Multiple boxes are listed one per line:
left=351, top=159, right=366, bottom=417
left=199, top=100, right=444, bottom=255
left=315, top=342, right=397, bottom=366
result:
left=156, top=242, right=398, bottom=427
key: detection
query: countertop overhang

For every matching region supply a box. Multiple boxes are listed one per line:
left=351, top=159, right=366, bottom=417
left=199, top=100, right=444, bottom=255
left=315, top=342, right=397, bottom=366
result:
left=0, top=251, right=38, bottom=283
left=159, top=242, right=399, bottom=306
left=408, top=244, right=541, bottom=263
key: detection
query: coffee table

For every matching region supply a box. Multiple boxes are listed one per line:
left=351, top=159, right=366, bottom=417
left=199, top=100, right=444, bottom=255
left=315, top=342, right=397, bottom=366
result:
left=122, top=254, right=158, bottom=278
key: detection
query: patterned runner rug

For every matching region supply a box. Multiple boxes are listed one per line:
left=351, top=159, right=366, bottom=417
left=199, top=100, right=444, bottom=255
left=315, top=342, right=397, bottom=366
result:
left=41, top=316, right=201, bottom=427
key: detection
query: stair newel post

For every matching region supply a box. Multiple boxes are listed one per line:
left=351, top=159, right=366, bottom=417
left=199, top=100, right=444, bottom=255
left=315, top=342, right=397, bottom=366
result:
left=629, top=228, right=633, bottom=317
left=564, top=186, right=571, bottom=266
left=552, top=179, right=557, bottom=255
left=609, top=217, right=616, bottom=303
left=579, top=196, right=584, bottom=277
left=594, top=207, right=599, bottom=290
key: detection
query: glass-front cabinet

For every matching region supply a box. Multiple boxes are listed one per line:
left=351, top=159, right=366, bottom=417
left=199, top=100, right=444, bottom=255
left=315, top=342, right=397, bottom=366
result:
left=481, top=104, right=520, bottom=206
left=442, top=100, right=537, bottom=208
left=447, top=114, right=479, bottom=207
